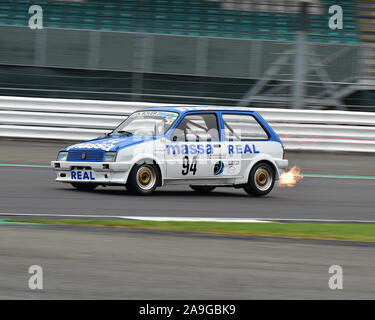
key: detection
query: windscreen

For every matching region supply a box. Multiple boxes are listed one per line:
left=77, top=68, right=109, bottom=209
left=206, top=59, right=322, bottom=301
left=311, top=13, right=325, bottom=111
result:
left=111, top=110, right=179, bottom=137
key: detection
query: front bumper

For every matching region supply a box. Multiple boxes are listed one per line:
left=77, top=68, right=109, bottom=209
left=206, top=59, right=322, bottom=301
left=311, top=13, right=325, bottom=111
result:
left=51, top=161, right=132, bottom=185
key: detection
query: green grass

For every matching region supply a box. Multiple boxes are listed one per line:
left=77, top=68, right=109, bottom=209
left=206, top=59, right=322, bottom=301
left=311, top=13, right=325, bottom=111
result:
left=4, top=218, right=375, bottom=242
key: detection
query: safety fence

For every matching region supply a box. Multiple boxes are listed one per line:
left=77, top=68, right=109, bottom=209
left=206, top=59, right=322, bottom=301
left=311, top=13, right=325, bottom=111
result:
left=0, top=96, right=375, bottom=153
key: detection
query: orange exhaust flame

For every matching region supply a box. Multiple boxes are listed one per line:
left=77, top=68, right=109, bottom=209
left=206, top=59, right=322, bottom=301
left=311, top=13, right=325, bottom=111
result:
left=278, top=166, right=303, bottom=187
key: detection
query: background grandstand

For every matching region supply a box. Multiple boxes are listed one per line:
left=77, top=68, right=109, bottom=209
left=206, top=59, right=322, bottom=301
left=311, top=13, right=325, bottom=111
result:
left=0, top=0, right=373, bottom=109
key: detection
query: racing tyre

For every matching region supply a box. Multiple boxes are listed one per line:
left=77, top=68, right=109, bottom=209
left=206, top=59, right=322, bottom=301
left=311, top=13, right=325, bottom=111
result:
left=126, top=163, right=159, bottom=195
left=189, top=186, right=216, bottom=193
left=244, top=162, right=275, bottom=196
left=71, top=183, right=98, bottom=191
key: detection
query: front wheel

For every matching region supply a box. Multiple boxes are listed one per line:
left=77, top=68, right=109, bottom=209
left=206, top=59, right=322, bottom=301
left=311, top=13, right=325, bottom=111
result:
left=126, top=163, right=159, bottom=195
left=243, top=162, right=275, bottom=196
left=71, top=183, right=98, bottom=191
left=190, top=185, right=216, bottom=193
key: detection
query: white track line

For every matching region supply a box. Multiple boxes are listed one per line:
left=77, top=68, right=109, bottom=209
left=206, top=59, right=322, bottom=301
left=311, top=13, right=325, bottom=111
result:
left=1, top=213, right=375, bottom=223
left=0, top=213, right=269, bottom=223
left=121, top=216, right=271, bottom=223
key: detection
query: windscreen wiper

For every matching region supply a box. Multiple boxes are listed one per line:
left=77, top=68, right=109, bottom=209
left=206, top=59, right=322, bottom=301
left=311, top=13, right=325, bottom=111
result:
left=117, top=130, right=133, bottom=136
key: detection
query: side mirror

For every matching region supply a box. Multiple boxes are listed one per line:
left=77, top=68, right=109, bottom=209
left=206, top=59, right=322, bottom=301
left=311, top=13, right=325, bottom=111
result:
left=172, top=135, right=178, bottom=142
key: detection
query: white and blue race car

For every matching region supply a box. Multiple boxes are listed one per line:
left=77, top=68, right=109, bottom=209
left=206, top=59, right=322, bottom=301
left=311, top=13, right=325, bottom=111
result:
left=51, top=106, right=288, bottom=196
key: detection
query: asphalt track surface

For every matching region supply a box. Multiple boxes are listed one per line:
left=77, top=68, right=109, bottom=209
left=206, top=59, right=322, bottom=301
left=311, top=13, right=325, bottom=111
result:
left=0, top=165, right=374, bottom=221
left=1, top=224, right=375, bottom=299
left=0, top=138, right=374, bottom=220
left=1, top=139, right=375, bottom=299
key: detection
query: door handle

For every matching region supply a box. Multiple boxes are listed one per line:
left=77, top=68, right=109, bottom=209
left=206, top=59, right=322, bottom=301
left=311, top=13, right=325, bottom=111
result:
left=213, top=144, right=221, bottom=148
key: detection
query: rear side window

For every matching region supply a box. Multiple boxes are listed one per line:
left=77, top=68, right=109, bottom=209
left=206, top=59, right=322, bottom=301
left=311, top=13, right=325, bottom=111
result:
left=222, top=114, right=269, bottom=141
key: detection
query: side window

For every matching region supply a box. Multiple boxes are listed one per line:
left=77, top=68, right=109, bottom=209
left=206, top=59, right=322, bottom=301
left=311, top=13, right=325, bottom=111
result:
left=172, top=113, right=219, bottom=142
left=222, top=114, right=269, bottom=141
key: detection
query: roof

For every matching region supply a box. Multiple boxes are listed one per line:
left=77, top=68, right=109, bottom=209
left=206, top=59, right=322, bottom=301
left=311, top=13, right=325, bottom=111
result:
left=140, top=106, right=255, bottom=114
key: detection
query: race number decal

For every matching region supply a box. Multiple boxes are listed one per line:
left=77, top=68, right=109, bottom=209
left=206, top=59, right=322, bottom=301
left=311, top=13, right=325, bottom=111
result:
left=182, top=156, right=197, bottom=175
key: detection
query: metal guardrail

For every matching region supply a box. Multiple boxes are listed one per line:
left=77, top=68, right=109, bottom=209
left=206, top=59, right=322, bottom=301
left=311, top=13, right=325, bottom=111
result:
left=0, top=96, right=375, bottom=153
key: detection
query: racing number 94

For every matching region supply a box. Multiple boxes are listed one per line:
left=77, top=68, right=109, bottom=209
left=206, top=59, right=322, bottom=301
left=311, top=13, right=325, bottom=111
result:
left=182, top=156, right=197, bottom=175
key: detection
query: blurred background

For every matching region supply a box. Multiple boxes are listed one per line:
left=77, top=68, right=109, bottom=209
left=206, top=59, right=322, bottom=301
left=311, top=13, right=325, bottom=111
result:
left=0, top=0, right=374, bottom=110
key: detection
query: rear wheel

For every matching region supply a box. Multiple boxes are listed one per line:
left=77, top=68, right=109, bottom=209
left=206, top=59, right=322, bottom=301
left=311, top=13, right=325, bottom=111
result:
left=71, top=183, right=98, bottom=191
left=126, top=163, right=159, bottom=195
left=244, top=162, right=275, bottom=196
left=190, top=185, right=216, bottom=193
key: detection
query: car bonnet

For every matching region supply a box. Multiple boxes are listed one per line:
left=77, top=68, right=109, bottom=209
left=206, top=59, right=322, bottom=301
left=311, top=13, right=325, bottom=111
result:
left=62, top=135, right=151, bottom=152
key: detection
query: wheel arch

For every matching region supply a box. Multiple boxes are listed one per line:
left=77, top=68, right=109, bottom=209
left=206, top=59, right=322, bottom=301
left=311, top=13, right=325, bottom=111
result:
left=245, top=156, right=280, bottom=182
left=127, top=156, right=164, bottom=186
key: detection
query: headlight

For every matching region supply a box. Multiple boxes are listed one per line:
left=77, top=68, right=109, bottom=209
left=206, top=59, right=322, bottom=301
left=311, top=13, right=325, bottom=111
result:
left=103, top=152, right=117, bottom=162
left=57, top=151, right=68, bottom=161
left=56, top=151, right=69, bottom=161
